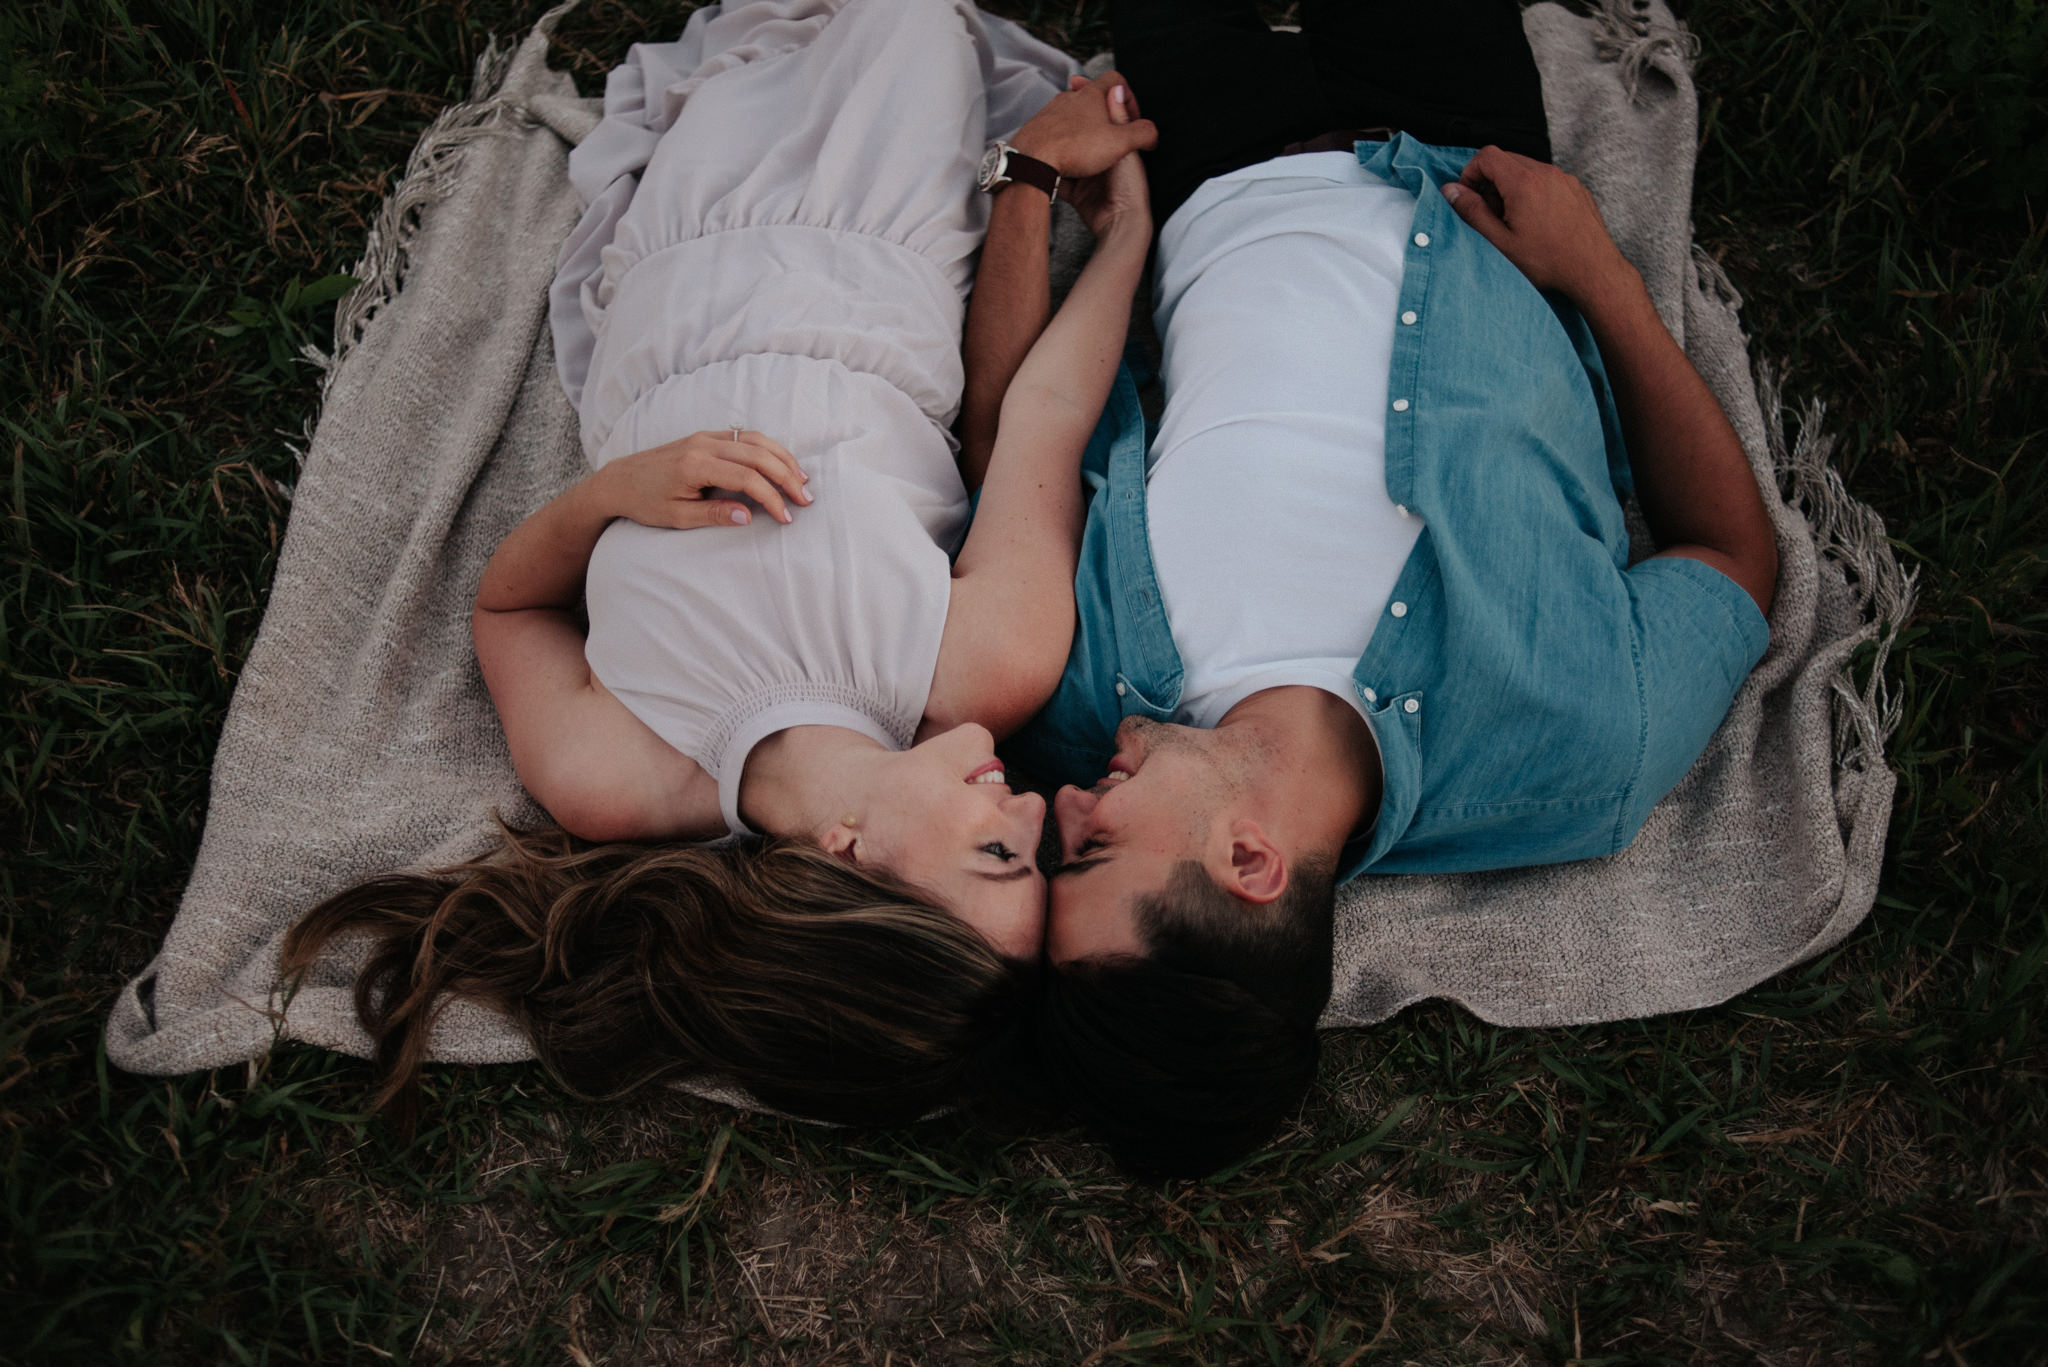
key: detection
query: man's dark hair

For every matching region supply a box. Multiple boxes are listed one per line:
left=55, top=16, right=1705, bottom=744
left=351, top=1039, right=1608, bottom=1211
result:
left=1036, top=858, right=1336, bottom=1180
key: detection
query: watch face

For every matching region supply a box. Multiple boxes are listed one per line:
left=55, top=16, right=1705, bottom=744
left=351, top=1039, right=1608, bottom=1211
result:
left=977, top=142, right=1007, bottom=191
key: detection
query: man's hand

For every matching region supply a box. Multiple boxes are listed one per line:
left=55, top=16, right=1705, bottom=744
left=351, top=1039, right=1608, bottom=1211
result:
left=1443, top=145, right=1634, bottom=307
left=1009, top=71, right=1158, bottom=180
left=1054, top=75, right=1151, bottom=242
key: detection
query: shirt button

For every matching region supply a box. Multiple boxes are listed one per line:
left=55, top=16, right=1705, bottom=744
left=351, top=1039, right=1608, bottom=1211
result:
left=1404, top=698, right=1420, bottom=714
left=1401, top=310, right=1418, bottom=325
left=1395, top=504, right=1410, bottom=518
left=1414, top=232, right=1430, bottom=247
left=1390, top=601, right=1408, bottom=617
left=1391, top=398, right=1410, bottom=412
left=1114, top=681, right=1127, bottom=697
left=1362, top=687, right=1378, bottom=704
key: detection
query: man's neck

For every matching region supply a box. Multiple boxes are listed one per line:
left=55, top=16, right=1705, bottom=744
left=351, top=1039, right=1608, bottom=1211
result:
left=1213, top=685, right=1382, bottom=855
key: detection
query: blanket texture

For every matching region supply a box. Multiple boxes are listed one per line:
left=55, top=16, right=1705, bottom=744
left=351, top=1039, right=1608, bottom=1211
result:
left=105, top=0, right=1911, bottom=1083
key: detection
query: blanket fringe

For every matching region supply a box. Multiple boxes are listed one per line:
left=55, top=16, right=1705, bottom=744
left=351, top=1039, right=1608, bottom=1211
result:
left=1591, top=0, right=1701, bottom=103
left=1755, top=361, right=1917, bottom=776
left=1692, top=243, right=1745, bottom=312
left=304, top=0, right=585, bottom=408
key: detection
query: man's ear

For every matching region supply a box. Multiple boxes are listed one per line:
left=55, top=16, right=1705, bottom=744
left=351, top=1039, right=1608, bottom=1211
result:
left=818, top=823, right=860, bottom=866
left=1221, top=820, right=1288, bottom=904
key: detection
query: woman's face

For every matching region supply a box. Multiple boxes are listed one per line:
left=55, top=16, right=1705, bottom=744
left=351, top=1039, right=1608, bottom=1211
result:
left=846, top=723, right=1047, bottom=959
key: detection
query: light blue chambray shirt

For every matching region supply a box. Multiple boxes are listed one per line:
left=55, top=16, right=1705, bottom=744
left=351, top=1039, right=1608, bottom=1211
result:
left=1005, top=134, right=1770, bottom=880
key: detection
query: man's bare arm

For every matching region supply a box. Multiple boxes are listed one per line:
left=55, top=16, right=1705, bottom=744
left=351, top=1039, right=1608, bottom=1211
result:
left=958, top=73, right=1155, bottom=491
left=960, top=179, right=1054, bottom=491
left=1445, top=147, right=1778, bottom=616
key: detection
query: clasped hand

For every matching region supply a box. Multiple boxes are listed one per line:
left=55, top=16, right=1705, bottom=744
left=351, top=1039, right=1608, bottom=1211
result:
left=1011, top=72, right=1156, bottom=241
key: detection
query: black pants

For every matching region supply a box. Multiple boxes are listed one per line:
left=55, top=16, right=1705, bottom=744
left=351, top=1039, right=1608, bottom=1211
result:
left=1112, top=0, right=1552, bottom=224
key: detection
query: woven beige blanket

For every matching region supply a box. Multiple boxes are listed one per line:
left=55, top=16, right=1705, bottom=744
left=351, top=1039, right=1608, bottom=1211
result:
left=104, top=0, right=1910, bottom=1081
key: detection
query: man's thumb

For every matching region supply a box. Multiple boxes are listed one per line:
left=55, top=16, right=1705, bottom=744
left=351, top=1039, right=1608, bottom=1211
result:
left=1442, top=181, right=1504, bottom=245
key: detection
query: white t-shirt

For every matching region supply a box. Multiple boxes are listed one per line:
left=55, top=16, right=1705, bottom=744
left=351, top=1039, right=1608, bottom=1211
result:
left=1147, top=151, right=1424, bottom=729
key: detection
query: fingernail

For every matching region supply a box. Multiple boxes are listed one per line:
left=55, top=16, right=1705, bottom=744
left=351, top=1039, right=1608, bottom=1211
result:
left=1442, top=183, right=1463, bottom=202
left=1112, top=85, right=1126, bottom=105
left=798, top=487, right=813, bottom=503
left=730, top=508, right=749, bottom=525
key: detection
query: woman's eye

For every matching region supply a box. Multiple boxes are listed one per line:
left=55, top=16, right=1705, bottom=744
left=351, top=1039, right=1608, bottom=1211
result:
left=981, top=841, right=1017, bottom=862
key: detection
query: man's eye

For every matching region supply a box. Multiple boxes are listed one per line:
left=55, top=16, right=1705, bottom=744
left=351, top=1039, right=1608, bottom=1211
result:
left=981, top=841, right=1017, bottom=862
left=1075, top=838, right=1102, bottom=858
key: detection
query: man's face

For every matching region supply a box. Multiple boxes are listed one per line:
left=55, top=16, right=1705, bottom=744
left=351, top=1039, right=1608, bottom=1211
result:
left=1046, top=717, right=1234, bottom=963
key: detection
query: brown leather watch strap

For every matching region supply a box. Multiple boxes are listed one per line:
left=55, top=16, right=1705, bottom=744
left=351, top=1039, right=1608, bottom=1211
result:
left=999, top=146, right=1060, bottom=199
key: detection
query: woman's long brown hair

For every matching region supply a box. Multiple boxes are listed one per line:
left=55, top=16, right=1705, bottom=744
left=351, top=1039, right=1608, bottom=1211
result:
left=280, top=825, right=1032, bottom=1129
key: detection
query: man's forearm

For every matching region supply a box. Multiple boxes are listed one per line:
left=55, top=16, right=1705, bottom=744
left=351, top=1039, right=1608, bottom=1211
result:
left=1442, top=149, right=1778, bottom=614
left=959, top=185, right=1055, bottom=491
left=1575, top=265, right=1779, bottom=615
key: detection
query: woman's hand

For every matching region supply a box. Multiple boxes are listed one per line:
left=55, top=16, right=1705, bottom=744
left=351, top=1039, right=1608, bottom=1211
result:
left=1066, top=149, right=1150, bottom=242
left=596, top=429, right=811, bottom=528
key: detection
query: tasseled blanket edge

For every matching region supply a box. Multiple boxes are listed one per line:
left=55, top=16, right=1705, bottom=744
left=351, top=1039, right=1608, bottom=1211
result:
left=1747, top=332, right=1918, bottom=778
left=303, top=0, right=587, bottom=408
left=1591, top=0, right=1703, bottom=104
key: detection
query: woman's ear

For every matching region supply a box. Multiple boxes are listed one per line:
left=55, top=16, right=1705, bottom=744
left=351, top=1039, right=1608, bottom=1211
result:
left=818, top=822, right=860, bottom=866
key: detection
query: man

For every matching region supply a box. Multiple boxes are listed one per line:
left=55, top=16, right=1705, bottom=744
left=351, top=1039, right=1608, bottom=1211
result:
left=974, top=0, right=1778, bottom=1178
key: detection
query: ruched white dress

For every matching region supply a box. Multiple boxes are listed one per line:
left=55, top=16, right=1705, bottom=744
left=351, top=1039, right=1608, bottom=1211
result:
left=548, top=0, right=1074, bottom=834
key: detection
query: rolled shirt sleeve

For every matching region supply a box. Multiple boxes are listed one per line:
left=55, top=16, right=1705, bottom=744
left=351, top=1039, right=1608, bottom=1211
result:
left=1623, top=554, right=1772, bottom=831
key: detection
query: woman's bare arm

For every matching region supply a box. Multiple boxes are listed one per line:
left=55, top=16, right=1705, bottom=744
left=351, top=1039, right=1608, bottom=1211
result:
left=473, top=430, right=809, bottom=840
left=928, top=154, right=1151, bottom=737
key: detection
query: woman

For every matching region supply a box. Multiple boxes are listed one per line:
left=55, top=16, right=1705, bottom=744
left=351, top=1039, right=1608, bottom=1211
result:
left=283, top=0, right=1154, bottom=1127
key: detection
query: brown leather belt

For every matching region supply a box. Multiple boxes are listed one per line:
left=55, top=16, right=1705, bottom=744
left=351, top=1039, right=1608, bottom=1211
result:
left=1280, top=127, right=1397, bottom=156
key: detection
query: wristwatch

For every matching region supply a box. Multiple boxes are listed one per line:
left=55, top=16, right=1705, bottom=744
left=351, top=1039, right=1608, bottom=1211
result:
left=977, top=141, right=1061, bottom=201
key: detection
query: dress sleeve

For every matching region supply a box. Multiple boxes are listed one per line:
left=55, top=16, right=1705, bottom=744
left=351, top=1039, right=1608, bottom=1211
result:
left=1623, top=554, right=1772, bottom=828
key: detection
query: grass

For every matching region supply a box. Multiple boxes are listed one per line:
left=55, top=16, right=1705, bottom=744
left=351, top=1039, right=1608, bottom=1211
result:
left=3, top=0, right=2043, bottom=1361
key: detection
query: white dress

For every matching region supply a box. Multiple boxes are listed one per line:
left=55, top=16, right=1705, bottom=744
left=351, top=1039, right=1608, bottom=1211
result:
left=548, top=0, right=1075, bottom=833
